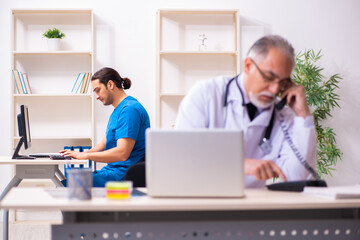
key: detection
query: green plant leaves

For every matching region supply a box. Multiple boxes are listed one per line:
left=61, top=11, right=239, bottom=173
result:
left=292, top=49, right=342, bottom=177
left=42, top=28, right=65, bottom=39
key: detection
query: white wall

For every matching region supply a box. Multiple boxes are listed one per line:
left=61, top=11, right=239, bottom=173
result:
left=1, top=0, right=359, bottom=194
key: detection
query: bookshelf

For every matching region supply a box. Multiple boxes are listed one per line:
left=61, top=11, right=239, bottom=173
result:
left=10, top=9, right=94, bottom=155
left=10, top=8, right=94, bottom=223
left=156, top=10, right=240, bottom=128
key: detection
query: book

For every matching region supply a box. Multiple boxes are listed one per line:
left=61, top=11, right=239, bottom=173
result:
left=71, top=72, right=92, bottom=94
left=22, top=72, right=32, bottom=94
left=71, top=73, right=82, bottom=94
left=303, top=184, right=360, bottom=199
left=18, top=71, right=28, bottom=94
left=12, top=70, right=24, bottom=94
left=84, top=73, right=92, bottom=93
left=75, top=73, right=85, bottom=94
left=80, top=73, right=88, bottom=94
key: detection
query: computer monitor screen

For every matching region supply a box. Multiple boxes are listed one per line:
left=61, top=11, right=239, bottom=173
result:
left=12, top=105, right=34, bottom=159
left=19, top=105, right=31, bottom=149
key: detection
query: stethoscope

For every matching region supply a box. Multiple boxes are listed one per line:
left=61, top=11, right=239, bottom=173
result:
left=223, top=75, right=275, bottom=154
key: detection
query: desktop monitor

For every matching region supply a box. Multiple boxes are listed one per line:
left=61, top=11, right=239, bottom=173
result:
left=12, top=105, right=34, bottom=159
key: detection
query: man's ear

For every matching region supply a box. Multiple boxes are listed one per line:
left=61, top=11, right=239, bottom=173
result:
left=107, top=80, right=115, bottom=90
left=243, top=57, right=253, bottom=74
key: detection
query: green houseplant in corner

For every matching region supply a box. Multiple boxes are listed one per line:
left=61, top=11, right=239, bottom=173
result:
left=292, top=49, right=342, bottom=177
left=42, top=28, right=66, bottom=51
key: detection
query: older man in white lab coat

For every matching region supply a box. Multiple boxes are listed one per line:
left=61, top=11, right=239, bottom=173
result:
left=175, top=35, right=317, bottom=188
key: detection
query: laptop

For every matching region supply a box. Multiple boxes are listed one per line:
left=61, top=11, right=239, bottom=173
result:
left=146, top=129, right=245, bottom=198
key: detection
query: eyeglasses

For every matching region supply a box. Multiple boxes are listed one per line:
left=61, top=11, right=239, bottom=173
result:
left=250, top=58, right=293, bottom=91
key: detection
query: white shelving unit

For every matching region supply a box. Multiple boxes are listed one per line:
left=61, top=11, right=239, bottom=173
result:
left=9, top=8, right=94, bottom=224
left=156, top=10, right=240, bottom=128
left=10, top=9, right=94, bottom=155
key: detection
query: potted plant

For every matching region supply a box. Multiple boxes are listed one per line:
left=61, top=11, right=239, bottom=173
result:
left=292, top=49, right=342, bottom=177
left=42, top=28, right=65, bottom=51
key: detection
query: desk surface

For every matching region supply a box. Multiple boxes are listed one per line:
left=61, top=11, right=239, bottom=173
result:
left=0, top=156, right=88, bottom=165
left=1, top=187, right=360, bottom=212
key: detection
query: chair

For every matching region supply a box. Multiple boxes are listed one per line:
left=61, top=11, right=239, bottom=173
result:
left=124, top=161, right=146, bottom=187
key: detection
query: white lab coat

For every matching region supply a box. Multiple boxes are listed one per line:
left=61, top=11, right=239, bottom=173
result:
left=175, top=75, right=317, bottom=188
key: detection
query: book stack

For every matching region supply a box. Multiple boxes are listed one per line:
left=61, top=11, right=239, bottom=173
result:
left=71, top=73, right=92, bottom=94
left=12, top=70, right=32, bottom=94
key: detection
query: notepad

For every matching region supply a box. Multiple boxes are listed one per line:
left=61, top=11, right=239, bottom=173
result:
left=303, top=184, right=360, bottom=199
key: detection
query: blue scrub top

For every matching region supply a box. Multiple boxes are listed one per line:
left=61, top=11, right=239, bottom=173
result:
left=101, top=96, right=150, bottom=181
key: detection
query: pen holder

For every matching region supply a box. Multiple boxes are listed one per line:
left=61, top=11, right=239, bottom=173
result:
left=106, top=181, right=132, bottom=200
left=67, top=168, right=92, bottom=200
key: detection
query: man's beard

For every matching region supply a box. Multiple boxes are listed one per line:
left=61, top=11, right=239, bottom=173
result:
left=249, top=91, right=276, bottom=109
left=101, top=91, right=114, bottom=106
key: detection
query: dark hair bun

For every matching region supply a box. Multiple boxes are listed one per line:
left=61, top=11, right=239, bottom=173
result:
left=122, top=77, right=132, bottom=90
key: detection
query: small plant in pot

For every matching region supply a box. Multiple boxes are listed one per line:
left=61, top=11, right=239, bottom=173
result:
left=43, top=28, right=65, bottom=51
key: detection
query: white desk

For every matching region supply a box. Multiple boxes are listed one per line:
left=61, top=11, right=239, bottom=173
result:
left=0, top=156, right=88, bottom=240
left=1, top=187, right=360, bottom=240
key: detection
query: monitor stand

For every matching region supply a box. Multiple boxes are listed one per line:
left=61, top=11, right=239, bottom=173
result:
left=12, top=137, right=35, bottom=159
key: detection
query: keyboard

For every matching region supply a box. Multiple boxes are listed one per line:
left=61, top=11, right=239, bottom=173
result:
left=266, top=180, right=327, bottom=192
left=29, top=153, right=71, bottom=160
left=29, top=153, right=52, bottom=158
left=49, top=154, right=72, bottom=160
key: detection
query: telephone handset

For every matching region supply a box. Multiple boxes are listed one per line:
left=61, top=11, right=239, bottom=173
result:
left=275, top=95, right=287, bottom=110
left=268, top=95, right=328, bottom=192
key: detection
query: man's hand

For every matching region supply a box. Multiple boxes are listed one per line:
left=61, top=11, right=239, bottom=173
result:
left=281, top=84, right=311, bottom=118
left=59, top=150, right=90, bottom=160
left=244, top=158, right=287, bottom=181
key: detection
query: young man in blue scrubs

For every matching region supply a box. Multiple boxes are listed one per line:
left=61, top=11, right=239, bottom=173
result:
left=61, top=67, right=150, bottom=187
